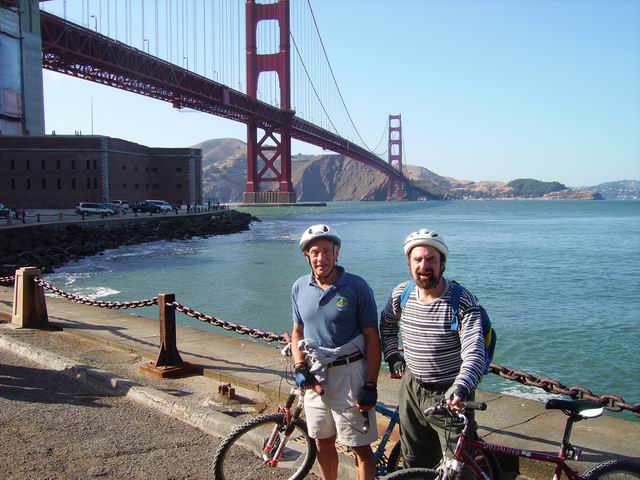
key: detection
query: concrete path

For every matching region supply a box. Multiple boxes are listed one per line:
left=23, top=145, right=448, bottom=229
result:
left=0, top=286, right=637, bottom=479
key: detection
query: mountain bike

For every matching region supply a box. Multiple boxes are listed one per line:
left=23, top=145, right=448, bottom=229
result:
left=212, top=337, right=412, bottom=480
left=382, top=398, right=640, bottom=480
left=211, top=384, right=406, bottom=480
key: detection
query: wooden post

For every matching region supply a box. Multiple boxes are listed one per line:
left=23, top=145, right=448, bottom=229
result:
left=12, top=267, right=49, bottom=328
left=139, top=293, right=197, bottom=378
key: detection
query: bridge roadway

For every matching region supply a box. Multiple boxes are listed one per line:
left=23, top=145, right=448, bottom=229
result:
left=0, top=286, right=637, bottom=479
left=39, top=11, right=406, bottom=184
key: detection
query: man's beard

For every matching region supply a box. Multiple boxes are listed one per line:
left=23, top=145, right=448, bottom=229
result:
left=414, top=269, right=441, bottom=290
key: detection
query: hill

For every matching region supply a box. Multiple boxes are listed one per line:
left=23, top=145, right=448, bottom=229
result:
left=575, top=180, right=639, bottom=200
left=192, top=138, right=608, bottom=202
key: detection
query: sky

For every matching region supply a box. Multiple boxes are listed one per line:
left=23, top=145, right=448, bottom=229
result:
left=41, top=0, right=640, bottom=187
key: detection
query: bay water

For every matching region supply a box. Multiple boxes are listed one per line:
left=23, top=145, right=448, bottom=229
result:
left=46, top=200, right=640, bottom=415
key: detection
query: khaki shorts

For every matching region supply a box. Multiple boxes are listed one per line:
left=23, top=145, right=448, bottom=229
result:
left=303, top=358, right=378, bottom=447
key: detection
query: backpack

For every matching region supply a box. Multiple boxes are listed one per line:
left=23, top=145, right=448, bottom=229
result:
left=399, top=280, right=496, bottom=375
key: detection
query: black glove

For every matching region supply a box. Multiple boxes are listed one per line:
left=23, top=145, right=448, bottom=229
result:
left=357, top=381, right=378, bottom=408
left=387, top=352, right=406, bottom=377
left=294, top=364, right=315, bottom=388
left=444, top=384, right=468, bottom=402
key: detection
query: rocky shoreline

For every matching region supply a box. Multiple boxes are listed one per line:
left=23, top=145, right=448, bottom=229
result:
left=0, top=210, right=258, bottom=277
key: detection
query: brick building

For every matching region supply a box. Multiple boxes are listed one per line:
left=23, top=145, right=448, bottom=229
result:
left=0, top=135, right=202, bottom=209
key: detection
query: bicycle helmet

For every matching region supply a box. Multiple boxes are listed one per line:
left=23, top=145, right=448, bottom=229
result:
left=403, top=228, right=448, bottom=259
left=299, top=224, right=341, bottom=252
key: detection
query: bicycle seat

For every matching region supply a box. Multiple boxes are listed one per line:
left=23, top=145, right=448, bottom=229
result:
left=545, top=399, right=604, bottom=418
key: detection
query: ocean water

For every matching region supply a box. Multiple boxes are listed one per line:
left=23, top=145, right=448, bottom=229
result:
left=45, top=200, right=640, bottom=414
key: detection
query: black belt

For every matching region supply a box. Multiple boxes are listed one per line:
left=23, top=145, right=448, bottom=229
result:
left=328, top=352, right=364, bottom=367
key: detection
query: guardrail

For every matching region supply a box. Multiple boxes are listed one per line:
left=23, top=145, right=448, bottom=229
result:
left=2, top=203, right=230, bottom=226
left=1, top=269, right=638, bottom=415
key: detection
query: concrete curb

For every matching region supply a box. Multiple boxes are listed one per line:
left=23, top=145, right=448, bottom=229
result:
left=0, top=333, right=238, bottom=439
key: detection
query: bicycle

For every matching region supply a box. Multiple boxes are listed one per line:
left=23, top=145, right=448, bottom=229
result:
left=382, top=398, right=640, bottom=480
left=211, top=383, right=407, bottom=480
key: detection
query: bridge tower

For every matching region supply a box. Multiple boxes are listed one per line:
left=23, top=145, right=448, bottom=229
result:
left=243, top=0, right=295, bottom=204
left=387, top=114, right=404, bottom=200
left=0, top=0, right=45, bottom=136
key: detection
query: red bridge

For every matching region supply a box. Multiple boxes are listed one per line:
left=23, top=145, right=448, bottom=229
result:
left=39, top=1, right=409, bottom=203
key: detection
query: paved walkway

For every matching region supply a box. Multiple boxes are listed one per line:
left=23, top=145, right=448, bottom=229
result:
left=0, top=286, right=637, bottom=479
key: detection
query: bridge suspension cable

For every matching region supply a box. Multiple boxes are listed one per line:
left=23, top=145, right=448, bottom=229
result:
left=305, top=0, right=376, bottom=153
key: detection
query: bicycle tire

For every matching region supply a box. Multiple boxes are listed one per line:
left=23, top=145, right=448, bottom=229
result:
left=212, top=412, right=317, bottom=480
left=464, top=447, right=502, bottom=480
left=382, top=467, right=440, bottom=479
left=387, top=440, right=404, bottom=472
left=581, top=459, right=640, bottom=480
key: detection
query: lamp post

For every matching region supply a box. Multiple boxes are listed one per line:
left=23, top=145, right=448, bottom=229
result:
left=90, top=14, right=97, bottom=32
left=143, top=38, right=149, bottom=53
left=183, top=56, right=188, bottom=70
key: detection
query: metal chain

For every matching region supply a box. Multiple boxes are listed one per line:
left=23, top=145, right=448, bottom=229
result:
left=167, top=301, right=289, bottom=344
left=33, top=277, right=158, bottom=309
left=489, top=363, right=640, bottom=416
left=8, top=277, right=637, bottom=414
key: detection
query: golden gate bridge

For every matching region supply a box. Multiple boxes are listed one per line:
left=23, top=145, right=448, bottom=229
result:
left=36, top=0, right=408, bottom=203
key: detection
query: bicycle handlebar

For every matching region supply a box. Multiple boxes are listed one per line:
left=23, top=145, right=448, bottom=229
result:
left=425, top=399, right=488, bottom=416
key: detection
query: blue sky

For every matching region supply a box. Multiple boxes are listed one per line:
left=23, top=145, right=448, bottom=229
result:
left=42, top=0, right=639, bottom=187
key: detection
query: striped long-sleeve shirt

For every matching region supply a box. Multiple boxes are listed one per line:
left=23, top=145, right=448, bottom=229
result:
left=379, top=279, right=485, bottom=397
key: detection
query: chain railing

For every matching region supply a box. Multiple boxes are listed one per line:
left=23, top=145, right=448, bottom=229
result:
left=167, top=301, right=289, bottom=344
left=3, top=275, right=638, bottom=415
left=33, top=277, right=158, bottom=309
left=489, top=363, right=639, bottom=415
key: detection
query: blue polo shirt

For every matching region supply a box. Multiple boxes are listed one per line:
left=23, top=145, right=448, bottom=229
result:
left=292, top=266, right=378, bottom=348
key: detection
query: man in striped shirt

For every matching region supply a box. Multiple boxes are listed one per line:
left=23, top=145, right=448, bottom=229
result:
left=379, top=228, right=486, bottom=469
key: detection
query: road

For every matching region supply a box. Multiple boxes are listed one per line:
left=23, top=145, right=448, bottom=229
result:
left=0, top=347, right=219, bottom=480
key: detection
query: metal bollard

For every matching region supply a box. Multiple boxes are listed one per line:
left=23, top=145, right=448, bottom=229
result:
left=139, top=293, right=196, bottom=378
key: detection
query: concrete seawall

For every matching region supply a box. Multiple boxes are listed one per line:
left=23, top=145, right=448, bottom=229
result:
left=0, top=285, right=637, bottom=479
left=0, top=209, right=256, bottom=276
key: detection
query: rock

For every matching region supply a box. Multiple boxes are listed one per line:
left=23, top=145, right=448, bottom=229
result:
left=0, top=211, right=257, bottom=277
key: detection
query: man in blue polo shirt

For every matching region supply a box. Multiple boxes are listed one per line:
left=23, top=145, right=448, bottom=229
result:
left=291, top=224, right=381, bottom=480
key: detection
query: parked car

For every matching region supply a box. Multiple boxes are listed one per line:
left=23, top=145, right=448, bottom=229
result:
left=132, top=200, right=164, bottom=213
left=146, top=200, right=174, bottom=212
left=102, top=203, right=126, bottom=214
left=75, top=202, right=113, bottom=216
left=0, top=202, right=9, bottom=219
left=111, top=200, right=130, bottom=211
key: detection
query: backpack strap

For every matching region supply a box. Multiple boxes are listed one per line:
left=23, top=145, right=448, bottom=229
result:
left=399, top=280, right=415, bottom=310
left=450, top=282, right=464, bottom=332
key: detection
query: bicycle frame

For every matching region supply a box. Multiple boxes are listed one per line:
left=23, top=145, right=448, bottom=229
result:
left=450, top=412, right=582, bottom=480
left=374, top=403, right=401, bottom=477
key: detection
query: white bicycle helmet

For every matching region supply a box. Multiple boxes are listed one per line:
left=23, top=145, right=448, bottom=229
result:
left=403, top=228, right=448, bottom=259
left=299, top=224, right=341, bottom=252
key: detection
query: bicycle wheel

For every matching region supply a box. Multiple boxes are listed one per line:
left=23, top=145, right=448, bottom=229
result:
left=212, top=412, right=317, bottom=480
left=382, top=467, right=440, bottom=479
left=387, top=440, right=404, bottom=472
left=461, top=447, right=502, bottom=480
left=581, top=459, right=640, bottom=480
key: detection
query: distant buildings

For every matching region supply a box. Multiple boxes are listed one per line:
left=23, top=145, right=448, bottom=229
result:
left=0, top=135, right=202, bottom=208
